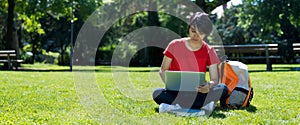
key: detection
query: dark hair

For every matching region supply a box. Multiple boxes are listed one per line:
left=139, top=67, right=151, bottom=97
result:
left=189, top=12, right=213, bottom=36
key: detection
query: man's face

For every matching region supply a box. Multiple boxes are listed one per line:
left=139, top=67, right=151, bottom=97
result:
left=189, top=26, right=205, bottom=42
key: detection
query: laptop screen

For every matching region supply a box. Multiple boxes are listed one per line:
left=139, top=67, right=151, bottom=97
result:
left=165, top=71, right=206, bottom=91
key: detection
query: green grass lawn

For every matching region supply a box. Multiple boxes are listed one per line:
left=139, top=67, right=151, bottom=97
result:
left=0, top=64, right=299, bottom=124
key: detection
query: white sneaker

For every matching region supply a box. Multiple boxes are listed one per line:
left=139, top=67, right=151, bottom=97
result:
left=200, top=101, right=215, bottom=117
left=158, top=103, right=181, bottom=113
left=169, top=109, right=206, bottom=117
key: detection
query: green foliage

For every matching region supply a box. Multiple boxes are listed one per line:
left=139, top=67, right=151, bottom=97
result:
left=237, top=0, right=300, bottom=40
left=20, top=44, right=33, bottom=63
left=216, top=0, right=300, bottom=48
left=216, top=5, right=246, bottom=45
left=57, top=47, right=70, bottom=66
left=2, top=0, right=300, bottom=65
left=0, top=64, right=300, bottom=124
left=229, top=0, right=300, bottom=62
left=0, top=0, right=103, bottom=64
left=19, top=14, right=45, bottom=35
left=42, top=50, right=60, bottom=64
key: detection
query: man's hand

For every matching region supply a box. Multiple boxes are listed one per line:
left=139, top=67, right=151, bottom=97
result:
left=197, top=82, right=210, bottom=93
left=197, top=81, right=215, bottom=93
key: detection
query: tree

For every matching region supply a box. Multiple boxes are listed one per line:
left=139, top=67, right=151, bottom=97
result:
left=5, top=0, right=15, bottom=50
left=0, top=0, right=235, bottom=66
left=1, top=0, right=20, bottom=68
left=237, top=0, right=300, bottom=62
left=0, top=0, right=103, bottom=64
left=216, top=5, right=246, bottom=45
left=95, top=0, right=233, bottom=66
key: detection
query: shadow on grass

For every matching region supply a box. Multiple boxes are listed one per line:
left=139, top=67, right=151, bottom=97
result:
left=210, top=109, right=226, bottom=119
left=15, top=68, right=298, bottom=73
left=11, top=68, right=283, bottom=73
left=245, top=104, right=257, bottom=113
left=217, top=104, right=257, bottom=113
left=13, top=66, right=300, bottom=73
left=210, top=104, right=257, bottom=119
left=153, top=104, right=257, bottom=119
left=249, top=67, right=300, bottom=73
left=155, top=107, right=159, bottom=113
left=7, top=69, right=72, bottom=72
left=97, top=69, right=160, bottom=72
left=1, top=68, right=159, bottom=72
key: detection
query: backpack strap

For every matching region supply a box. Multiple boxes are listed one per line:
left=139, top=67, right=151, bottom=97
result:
left=234, top=87, right=249, bottom=94
left=241, top=76, right=254, bottom=107
left=218, top=56, right=228, bottom=83
left=220, top=61, right=225, bottom=82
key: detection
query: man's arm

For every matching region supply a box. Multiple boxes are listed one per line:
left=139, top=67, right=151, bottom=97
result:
left=159, top=56, right=172, bottom=83
left=197, top=63, right=219, bottom=93
left=208, top=63, right=219, bottom=88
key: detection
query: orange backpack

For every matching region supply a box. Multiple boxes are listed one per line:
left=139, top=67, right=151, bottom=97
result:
left=219, top=60, right=254, bottom=108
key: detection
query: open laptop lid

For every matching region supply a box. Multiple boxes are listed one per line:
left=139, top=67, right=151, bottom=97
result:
left=165, top=71, right=206, bottom=91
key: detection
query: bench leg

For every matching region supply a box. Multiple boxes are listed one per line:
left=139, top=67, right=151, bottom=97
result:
left=14, top=62, right=18, bottom=70
left=267, top=62, right=272, bottom=71
left=265, top=46, right=272, bottom=71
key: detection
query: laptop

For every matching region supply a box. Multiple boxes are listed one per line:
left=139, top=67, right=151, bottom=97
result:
left=165, top=71, right=206, bottom=92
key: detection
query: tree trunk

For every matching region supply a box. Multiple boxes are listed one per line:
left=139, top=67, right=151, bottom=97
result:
left=61, top=44, right=65, bottom=65
left=3, top=0, right=17, bottom=69
left=147, top=0, right=160, bottom=27
left=12, top=25, right=19, bottom=56
left=5, top=0, right=15, bottom=50
left=30, top=34, right=36, bottom=64
left=6, top=0, right=19, bottom=50
left=144, top=0, right=161, bottom=66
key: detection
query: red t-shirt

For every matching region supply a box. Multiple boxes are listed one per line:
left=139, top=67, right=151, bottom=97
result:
left=164, top=38, right=220, bottom=72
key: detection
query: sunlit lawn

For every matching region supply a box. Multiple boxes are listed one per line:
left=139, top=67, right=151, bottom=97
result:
left=0, top=64, right=299, bottom=124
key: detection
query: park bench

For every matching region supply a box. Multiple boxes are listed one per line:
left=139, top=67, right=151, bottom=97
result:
left=213, top=43, right=300, bottom=71
left=0, top=50, right=24, bottom=70
left=96, top=60, right=111, bottom=65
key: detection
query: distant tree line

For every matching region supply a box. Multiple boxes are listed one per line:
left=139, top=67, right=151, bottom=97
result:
left=0, top=0, right=299, bottom=67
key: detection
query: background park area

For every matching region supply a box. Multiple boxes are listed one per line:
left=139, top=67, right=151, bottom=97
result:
left=0, top=0, right=300, bottom=124
left=0, top=64, right=299, bottom=124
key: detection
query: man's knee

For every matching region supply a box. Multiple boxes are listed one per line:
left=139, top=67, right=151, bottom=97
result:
left=219, top=84, right=229, bottom=97
left=213, top=84, right=228, bottom=94
left=215, top=84, right=229, bottom=103
left=207, top=83, right=228, bottom=102
left=152, top=88, right=164, bottom=99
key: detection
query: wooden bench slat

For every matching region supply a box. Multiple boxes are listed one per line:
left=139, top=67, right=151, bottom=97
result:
left=0, top=59, right=24, bottom=62
left=0, top=54, right=16, bottom=57
left=0, top=50, right=24, bottom=70
left=232, top=56, right=281, bottom=59
left=0, top=50, right=16, bottom=54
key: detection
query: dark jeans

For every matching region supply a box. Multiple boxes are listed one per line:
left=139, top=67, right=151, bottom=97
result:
left=152, top=84, right=228, bottom=109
